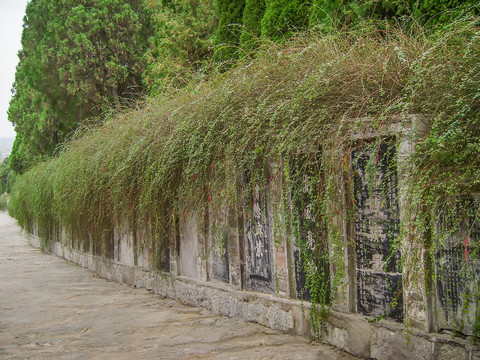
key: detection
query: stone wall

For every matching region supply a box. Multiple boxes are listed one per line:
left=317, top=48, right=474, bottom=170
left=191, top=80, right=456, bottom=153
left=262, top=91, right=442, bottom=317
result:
left=26, top=115, right=479, bottom=359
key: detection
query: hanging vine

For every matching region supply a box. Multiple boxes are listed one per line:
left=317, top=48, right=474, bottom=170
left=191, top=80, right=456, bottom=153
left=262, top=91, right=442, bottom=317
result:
left=7, top=17, right=480, bottom=341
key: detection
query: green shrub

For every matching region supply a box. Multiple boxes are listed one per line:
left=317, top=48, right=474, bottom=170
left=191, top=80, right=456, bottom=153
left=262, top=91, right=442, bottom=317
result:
left=0, top=194, right=8, bottom=212
left=240, top=0, right=266, bottom=52
left=143, top=0, right=218, bottom=93
left=213, top=0, right=245, bottom=62
left=308, top=0, right=478, bottom=29
left=9, top=17, right=480, bottom=335
left=261, top=0, right=310, bottom=40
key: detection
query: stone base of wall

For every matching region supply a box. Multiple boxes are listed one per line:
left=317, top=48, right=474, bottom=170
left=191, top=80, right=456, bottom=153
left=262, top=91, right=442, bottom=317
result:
left=27, top=233, right=478, bottom=360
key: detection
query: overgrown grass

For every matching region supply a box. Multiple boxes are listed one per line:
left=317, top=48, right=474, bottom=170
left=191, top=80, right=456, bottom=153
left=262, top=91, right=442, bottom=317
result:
left=0, top=194, right=8, bottom=212
left=8, top=17, right=480, bottom=336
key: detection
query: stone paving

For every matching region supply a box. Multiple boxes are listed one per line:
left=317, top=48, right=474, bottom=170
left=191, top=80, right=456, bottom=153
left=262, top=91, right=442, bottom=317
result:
left=0, top=212, right=358, bottom=360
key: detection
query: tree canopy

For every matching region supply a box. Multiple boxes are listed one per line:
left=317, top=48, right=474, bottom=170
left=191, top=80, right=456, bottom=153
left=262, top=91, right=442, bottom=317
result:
left=7, top=0, right=478, bottom=174
left=143, top=0, right=218, bottom=93
left=8, top=0, right=151, bottom=173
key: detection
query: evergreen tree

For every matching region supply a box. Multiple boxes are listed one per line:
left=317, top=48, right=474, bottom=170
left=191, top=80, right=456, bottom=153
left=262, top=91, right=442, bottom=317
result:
left=308, top=0, right=478, bottom=29
left=0, top=158, right=11, bottom=194
left=143, top=0, right=218, bottom=93
left=213, top=0, right=245, bottom=62
left=261, top=0, right=310, bottom=40
left=56, top=0, right=149, bottom=110
left=8, top=0, right=151, bottom=173
left=8, top=134, right=39, bottom=175
left=240, top=0, right=266, bottom=53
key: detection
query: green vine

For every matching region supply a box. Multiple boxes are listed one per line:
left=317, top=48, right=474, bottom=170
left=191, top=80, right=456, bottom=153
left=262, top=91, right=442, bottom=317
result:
left=8, top=17, right=480, bottom=340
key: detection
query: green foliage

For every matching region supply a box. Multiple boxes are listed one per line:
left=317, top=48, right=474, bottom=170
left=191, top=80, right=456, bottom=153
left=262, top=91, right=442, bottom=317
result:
left=213, top=0, right=245, bottom=62
left=261, top=0, right=310, bottom=40
left=8, top=161, right=55, bottom=239
left=308, top=0, right=478, bottom=29
left=0, top=158, right=10, bottom=194
left=240, top=0, right=266, bottom=52
left=9, top=17, right=480, bottom=337
left=418, top=0, right=478, bottom=25
left=143, top=0, right=218, bottom=93
left=57, top=0, right=148, bottom=109
left=0, top=194, right=8, bottom=212
left=0, top=157, right=17, bottom=195
left=405, top=17, right=480, bottom=192
left=288, top=154, right=332, bottom=336
left=8, top=0, right=66, bottom=161
left=8, top=0, right=151, bottom=173
left=5, top=171, right=18, bottom=195
left=309, top=0, right=343, bottom=29
left=9, top=0, right=478, bottom=175
left=9, top=135, right=41, bottom=174
left=308, top=0, right=403, bottom=29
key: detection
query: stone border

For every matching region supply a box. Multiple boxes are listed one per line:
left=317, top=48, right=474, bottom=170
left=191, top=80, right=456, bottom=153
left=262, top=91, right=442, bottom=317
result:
left=26, top=233, right=478, bottom=359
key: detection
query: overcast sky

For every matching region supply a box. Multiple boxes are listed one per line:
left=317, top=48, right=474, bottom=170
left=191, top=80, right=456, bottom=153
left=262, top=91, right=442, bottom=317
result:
left=0, top=0, right=30, bottom=138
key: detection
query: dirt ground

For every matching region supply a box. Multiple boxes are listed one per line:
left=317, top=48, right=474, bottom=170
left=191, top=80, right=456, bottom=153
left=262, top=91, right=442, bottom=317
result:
left=0, top=212, right=358, bottom=360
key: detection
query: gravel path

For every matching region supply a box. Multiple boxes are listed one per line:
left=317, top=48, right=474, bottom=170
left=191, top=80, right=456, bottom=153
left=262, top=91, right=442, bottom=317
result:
left=0, top=212, right=357, bottom=360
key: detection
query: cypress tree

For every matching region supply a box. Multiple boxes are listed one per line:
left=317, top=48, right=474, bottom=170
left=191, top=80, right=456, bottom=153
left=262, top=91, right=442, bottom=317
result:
left=8, top=0, right=151, bottom=173
left=240, top=0, right=266, bottom=53
left=308, top=0, right=479, bottom=30
left=143, top=0, right=218, bottom=93
left=261, top=0, right=311, bottom=40
left=213, top=0, right=245, bottom=62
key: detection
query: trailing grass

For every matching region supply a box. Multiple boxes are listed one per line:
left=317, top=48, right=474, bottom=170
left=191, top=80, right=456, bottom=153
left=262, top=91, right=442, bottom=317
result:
left=10, top=17, right=480, bottom=245
left=0, top=194, right=8, bottom=212
left=8, top=18, right=480, bottom=333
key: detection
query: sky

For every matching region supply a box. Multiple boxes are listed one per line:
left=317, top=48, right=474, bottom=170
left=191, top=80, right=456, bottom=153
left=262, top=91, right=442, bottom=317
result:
left=0, top=0, right=30, bottom=138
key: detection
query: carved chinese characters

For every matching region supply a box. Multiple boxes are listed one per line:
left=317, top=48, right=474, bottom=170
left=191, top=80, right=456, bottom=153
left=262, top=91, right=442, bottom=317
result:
left=245, top=184, right=274, bottom=293
left=435, top=196, right=480, bottom=336
left=353, top=142, right=403, bottom=322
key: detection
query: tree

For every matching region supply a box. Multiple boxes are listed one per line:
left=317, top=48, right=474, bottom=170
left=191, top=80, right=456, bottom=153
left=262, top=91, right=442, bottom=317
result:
left=9, top=0, right=63, bottom=158
left=261, top=0, right=310, bottom=40
left=8, top=0, right=151, bottom=173
left=143, top=0, right=218, bottom=93
left=56, top=0, right=149, bottom=111
left=8, top=134, right=40, bottom=175
left=0, top=158, right=11, bottom=194
left=240, top=0, right=266, bottom=52
left=308, top=0, right=478, bottom=29
left=213, top=0, right=245, bottom=62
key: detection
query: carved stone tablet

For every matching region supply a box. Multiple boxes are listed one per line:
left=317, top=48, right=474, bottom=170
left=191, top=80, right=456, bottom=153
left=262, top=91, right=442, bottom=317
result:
left=353, top=142, right=403, bottom=322
left=245, top=184, right=274, bottom=293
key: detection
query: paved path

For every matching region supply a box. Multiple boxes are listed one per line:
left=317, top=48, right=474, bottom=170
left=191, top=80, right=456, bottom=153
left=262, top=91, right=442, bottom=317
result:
left=0, top=212, right=357, bottom=360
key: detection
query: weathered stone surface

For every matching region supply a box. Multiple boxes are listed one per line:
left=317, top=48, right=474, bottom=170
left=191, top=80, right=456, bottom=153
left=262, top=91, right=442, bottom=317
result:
left=405, top=335, right=433, bottom=360
left=17, top=210, right=478, bottom=360
left=371, top=326, right=411, bottom=359
left=178, top=211, right=200, bottom=278
left=244, top=183, right=275, bottom=294
left=472, top=349, right=480, bottom=360
left=370, top=321, right=440, bottom=360
left=434, top=342, right=469, bottom=360
left=353, top=142, right=403, bottom=323
left=434, top=194, right=480, bottom=337
left=325, top=312, right=372, bottom=359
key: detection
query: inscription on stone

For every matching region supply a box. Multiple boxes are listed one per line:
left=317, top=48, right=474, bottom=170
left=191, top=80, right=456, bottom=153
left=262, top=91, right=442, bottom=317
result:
left=154, top=247, right=170, bottom=272
left=245, top=184, right=273, bottom=293
left=435, top=196, right=480, bottom=336
left=211, top=228, right=230, bottom=283
left=353, top=141, right=403, bottom=322
left=290, top=156, right=329, bottom=301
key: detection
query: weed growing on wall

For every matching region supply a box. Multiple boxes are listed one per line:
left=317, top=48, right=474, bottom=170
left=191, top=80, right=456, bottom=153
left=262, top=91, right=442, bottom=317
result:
left=0, top=194, right=8, bottom=212
left=8, top=17, right=480, bottom=339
